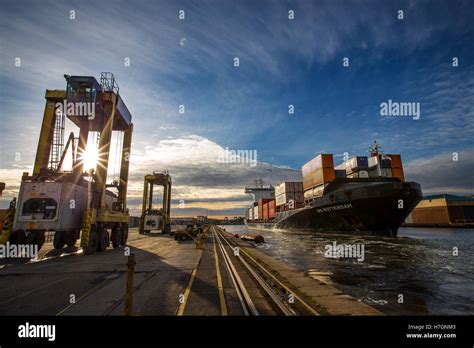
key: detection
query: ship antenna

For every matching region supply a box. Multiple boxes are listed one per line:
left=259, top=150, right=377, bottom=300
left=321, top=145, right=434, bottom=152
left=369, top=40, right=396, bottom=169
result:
left=369, top=140, right=382, bottom=157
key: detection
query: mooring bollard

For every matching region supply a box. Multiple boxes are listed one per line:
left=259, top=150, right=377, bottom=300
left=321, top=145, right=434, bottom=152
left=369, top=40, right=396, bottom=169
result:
left=124, top=253, right=136, bottom=316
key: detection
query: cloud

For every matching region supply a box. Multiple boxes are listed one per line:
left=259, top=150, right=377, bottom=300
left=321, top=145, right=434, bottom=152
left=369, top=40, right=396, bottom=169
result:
left=3, top=138, right=473, bottom=217
left=404, top=150, right=474, bottom=196
left=0, top=134, right=302, bottom=217
left=126, top=134, right=301, bottom=215
left=1, top=0, right=473, bottom=216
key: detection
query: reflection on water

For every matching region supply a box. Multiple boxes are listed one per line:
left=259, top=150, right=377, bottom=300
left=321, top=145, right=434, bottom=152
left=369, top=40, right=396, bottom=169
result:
left=223, top=225, right=474, bottom=315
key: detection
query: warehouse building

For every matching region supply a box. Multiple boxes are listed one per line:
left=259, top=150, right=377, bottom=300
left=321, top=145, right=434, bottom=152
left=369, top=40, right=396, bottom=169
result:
left=405, top=194, right=474, bottom=227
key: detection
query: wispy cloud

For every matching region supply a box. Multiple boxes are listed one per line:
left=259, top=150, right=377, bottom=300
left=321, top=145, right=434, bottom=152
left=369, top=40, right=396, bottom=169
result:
left=1, top=0, right=473, bottom=215
left=404, top=150, right=474, bottom=196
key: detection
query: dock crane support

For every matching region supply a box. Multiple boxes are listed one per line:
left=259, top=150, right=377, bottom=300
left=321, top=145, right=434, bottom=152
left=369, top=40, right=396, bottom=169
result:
left=10, top=73, right=133, bottom=255
left=139, top=173, right=172, bottom=234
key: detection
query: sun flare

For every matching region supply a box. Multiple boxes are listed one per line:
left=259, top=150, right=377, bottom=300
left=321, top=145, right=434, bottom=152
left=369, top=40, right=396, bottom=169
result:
left=81, top=143, right=98, bottom=171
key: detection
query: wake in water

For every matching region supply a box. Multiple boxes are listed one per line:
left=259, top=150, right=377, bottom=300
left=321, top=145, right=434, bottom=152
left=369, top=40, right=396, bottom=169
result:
left=224, top=225, right=474, bottom=315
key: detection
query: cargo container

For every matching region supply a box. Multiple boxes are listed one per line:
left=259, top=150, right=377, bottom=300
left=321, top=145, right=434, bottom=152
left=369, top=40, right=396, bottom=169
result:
left=253, top=205, right=259, bottom=220
left=302, top=154, right=335, bottom=191
left=381, top=168, right=392, bottom=177
left=368, top=155, right=391, bottom=169
left=276, top=192, right=304, bottom=206
left=268, top=199, right=276, bottom=219
left=347, top=170, right=369, bottom=178
left=304, top=184, right=326, bottom=200
left=387, top=154, right=405, bottom=181
left=258, top=198, right=273, bottom=215
left=14, top=181, right=91, bottom=232
left=275, top=182, right=304, bottom=207
left=335, top=169, right=346, bottom=178
left=245, top=143, right=422, bottom=237
left=263, top=202, right=269, bottom=221
left=261, top=198, right=276, bottom=221
left=276, top=200, right=305, bottom=212
left=275, top=182, right=304, bottom=196
left=246, top=207, right=254, bottom=221
left=335, top=156, right=368, bottom=174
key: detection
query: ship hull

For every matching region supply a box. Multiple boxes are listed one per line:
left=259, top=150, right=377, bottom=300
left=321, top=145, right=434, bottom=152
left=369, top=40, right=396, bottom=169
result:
left=246, top=180, right=422, bottom=237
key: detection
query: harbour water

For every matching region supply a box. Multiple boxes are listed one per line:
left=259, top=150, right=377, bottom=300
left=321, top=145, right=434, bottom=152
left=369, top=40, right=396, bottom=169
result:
left=224, top=225, right=474, bottom=315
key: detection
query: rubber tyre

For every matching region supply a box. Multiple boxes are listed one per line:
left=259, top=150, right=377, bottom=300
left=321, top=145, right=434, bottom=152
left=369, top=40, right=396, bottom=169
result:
left=66, top=231, right=77, bottom=247
left=121, top=226, right=128, bottom=246
left=10, top=230, right=27, bottom=245
left=111, top=228, right=122, bottom=249
left=84, top=230, right=98, bottom=255
left=97, top=229, right=109, bottom=252
left=36, top=231, right=46, bottom=250
left=53, top=231, right=65, bottom=249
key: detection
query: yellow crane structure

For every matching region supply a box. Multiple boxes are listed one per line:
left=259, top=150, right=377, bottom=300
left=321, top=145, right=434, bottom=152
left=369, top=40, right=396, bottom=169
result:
left=0, top=182, right=16, bottom=245
left=139, top=172, right=172, bottom=234
left=10, top=73, right=133, bottom=254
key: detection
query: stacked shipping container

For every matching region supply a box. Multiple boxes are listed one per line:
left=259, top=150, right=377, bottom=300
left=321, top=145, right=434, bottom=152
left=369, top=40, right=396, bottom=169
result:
left=253, top=198, right=275, bottom=221
left=263, top=203, right=269, bottom=220
left=367, top=154, right=404, bottom=180
left=253, top=205, right=259, bottom=220
left=258, top=198, right=273, bottom=221
left=275, top=182, right=304, bottom=206
left=386, top=154, right=405, bottom=181
left=246, top=152, right=406, bottom=222
left=335, top=156, right=369, bottom=178
left=268, top=200, right=276, bottom=219
left=247, top=207, right=254, bottom=220
left=302, top=154, right=335, bottom=201
left=302, top=154, right=335, bottom=191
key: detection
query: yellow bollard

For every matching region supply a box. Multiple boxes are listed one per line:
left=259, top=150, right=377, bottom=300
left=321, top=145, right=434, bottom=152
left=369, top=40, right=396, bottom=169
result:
left=124, top=253, right=136, bottom=316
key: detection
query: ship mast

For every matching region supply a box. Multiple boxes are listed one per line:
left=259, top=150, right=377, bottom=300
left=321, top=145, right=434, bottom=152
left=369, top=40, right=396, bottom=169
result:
left=245, top=179, right=274, bottom=202
left=368, top=140, right=383, bottom=157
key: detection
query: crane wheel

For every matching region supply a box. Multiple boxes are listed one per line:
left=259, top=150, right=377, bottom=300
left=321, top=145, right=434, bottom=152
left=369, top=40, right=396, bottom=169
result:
left=66, top=231, right=77, bottom=247
left=97, top=229, right=110, bottom=252
left=84, top=229, right=98, bottom=255
left=10, top=230, right=27, bottom=245
left=111, top=227, right=122, bottom=248
left=121, top=226, right=129, bottom=246
left=36, top=231, right=46, bottom=250
left=53, top=231, right=65, bottom=249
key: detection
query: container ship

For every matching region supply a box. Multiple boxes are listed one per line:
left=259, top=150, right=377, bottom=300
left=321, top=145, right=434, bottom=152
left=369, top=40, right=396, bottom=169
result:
left=244, top=143, right=422, bottom=237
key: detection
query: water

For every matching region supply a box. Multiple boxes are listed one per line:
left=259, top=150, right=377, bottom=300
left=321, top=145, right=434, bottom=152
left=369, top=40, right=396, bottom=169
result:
left=223, top=225, right=474, bottom=315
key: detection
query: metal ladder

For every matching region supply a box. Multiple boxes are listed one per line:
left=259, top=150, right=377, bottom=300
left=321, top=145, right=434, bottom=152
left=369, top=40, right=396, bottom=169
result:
left=50, top=112, right=65, bottom=170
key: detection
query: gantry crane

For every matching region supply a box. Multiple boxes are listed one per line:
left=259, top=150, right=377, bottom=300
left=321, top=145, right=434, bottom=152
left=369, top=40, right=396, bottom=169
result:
left=139, top=172, right=172, bottom=234
left=0, top=182, right=16, bottom=245
left=10, top=73, right=133, bottom=254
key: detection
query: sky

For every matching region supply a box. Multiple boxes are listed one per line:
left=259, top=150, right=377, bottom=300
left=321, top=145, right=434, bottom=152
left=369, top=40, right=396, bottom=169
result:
left=0, top=0, right=473, bottom=217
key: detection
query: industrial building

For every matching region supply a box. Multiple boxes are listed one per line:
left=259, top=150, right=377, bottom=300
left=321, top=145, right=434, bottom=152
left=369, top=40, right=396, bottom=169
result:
left=405, top=194, right=474, bottom=227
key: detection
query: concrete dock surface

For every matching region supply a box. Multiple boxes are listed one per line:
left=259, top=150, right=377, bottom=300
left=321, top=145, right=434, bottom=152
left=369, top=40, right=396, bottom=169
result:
left=0, top=226, right=381, bottom=316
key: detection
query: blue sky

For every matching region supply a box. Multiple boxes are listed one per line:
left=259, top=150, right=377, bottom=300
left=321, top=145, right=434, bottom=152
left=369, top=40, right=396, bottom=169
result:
left=0, top=0, right=473, bottom=216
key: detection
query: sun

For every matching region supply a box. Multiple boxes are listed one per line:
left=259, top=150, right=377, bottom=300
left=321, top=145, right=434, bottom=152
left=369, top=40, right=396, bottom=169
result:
left=81, top=143, right=98, bottom=171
